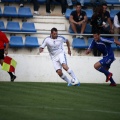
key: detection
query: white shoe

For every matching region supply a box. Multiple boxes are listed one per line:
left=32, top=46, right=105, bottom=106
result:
left=34, top=11, right=40, bottom=16
left=46, top=12, right=51, bottom=16
left=20, top=4, right=24, bottom=7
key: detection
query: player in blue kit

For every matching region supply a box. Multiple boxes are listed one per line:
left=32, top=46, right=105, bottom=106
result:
left=86, top=32, right=120, bottom=86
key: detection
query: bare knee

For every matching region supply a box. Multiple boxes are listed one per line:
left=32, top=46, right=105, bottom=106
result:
left=94, top=62, right=101, bottom=70
left=56, top=69, right=63, bottom=77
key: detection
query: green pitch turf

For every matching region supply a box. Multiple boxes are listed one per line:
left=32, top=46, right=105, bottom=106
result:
left=0, top=82, right=120, bottom=120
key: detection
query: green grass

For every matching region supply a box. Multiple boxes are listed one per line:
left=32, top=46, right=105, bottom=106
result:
left=0, top=82, right=120, bottom=120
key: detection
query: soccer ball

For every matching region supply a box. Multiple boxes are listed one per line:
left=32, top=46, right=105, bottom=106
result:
left=71, top=78, right=75, bottom=83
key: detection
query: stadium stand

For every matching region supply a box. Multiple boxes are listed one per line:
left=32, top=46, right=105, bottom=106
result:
left=3, top=6, right=18, bottom=18
left=0, top=20, right=6, bottom=31
left=25, top=36, right=40, bottom=48
left=9, top=36, right=24, bottom=48
left=110, top=9, right=120, bottom=19
left=6, top=21, right=21, bottom=32
left=0, top=7, right=3, bottom=17
left=21, top=22, right=36, bottom=32
left=84, top=23, right=92, bottom=34
left=18, top=7, right=33, bottom=18
left=1, top=0, right=15, bottom=2
left=72, top=38, right=87, bottom=49
left=106, top=0, right=120, bottom=5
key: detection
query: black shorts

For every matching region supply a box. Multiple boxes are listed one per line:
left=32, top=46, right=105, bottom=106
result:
left=0, top=49, right=4, bottom=60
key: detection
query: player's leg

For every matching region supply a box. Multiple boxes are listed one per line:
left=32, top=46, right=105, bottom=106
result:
left=0, top=50, right=16, bottom=82
left=105, top=65, right=116, bottom=86
left=59, top=53, right=80, bottom=86
left=52, top=58, right=71, bottom=84
left=94, top=61, right=112, bottom=82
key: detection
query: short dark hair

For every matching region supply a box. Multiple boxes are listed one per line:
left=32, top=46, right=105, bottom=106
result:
left=51, top=27, right=58, bottom=33
left=76, top=2, right=81, bottom=6
left=102, top=3, right=107, bottom=6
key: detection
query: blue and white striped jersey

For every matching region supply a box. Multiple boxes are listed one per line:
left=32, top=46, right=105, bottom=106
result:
left=40, top=35, right=67, bottom=58
left=88, top=37, right=115, bottom=58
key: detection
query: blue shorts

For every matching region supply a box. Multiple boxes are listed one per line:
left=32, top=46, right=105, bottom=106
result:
left=99, top=56, right=115, bottom=69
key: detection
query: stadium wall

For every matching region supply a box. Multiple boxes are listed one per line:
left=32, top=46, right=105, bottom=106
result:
left=0, top=54, right=120, bottom=84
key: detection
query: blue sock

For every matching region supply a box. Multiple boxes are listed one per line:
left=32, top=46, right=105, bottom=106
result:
left=110, top=78, right=115, bottom=84
left=97, top=67, right=110, bottom=76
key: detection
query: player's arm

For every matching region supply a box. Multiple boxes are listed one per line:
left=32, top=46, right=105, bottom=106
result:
left=39, top=39, right=47, bottom=53
left=4, top=42, right=9, bottom=55
left=114, top=39, right=120, bottom=46
left=66, top=40, right=71, bottom=56
left=86, top=39, right=94, bottom=55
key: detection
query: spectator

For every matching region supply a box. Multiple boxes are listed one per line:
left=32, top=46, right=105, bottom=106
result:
left=67, top=0, right=85, bottom=9
left=102, top=3, right=113, bottom=35
left=46, top=0, right=66, bottom=15
left=19, top=0, right=40, bottom=15
left=69, top=2, right=87, bottom=38
left=90, top=0, right=106, bottom=12
left=90, top=6, right=104, bottom=34
left=114, top=11, right=120, bottom=40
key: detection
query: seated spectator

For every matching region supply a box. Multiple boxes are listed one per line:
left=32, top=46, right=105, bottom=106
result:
left=67, top=0, right=85, bottom=9
left=90, top=0, right=106, bottom=12
left=19, top=0, right=40, bottom=15
left=46, top=0, right=66, bottom=15
left=102, top=3, right=113, bottom=35
left=114, top=11, right=120, bottom=40
left=90, top=5, right=112, bottom=35
left=69, top=2, right=87, bottom=38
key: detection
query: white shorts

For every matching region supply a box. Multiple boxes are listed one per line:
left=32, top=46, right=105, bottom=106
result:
left=52, top=53, right=67, bottom=71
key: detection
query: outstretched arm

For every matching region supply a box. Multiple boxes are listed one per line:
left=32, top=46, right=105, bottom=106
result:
left=86, top=49, right=91, bottom=55
left=39, top=47, right=44, bottom=53
left=114, top=39, right=120, bottom=46
left=66, top=40, right=71, bottom=56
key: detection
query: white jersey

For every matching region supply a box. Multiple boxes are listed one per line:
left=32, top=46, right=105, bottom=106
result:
left=40, top=36, right=67, bottom=58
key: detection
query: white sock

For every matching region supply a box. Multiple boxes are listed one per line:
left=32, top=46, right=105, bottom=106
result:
left=67, top=68, right=77, bottom=80
left=61, top=74, right=71, bottom=84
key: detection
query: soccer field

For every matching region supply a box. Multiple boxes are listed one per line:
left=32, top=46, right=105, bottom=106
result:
left=0, top=82, right=120, bottom=120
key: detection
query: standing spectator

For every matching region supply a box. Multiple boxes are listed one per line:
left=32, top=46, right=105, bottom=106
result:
left=67, top=0, right=85, bottom=9
left=90, top=0, right=106, bottom=12
left=102, top=3, right=113, bottom=35
left=114, top=11, right=120, bottom=40
left=46, top=0, right=66, bottom=15
left=0, top=31, right=16, bottom=82
left=19, top=0, right=40, bottom=15
left=69, top=2, right=87, bottom=38
left=39, top=27, right=80, bottom=86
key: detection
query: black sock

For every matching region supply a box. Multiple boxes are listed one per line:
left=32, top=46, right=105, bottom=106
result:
left=8, top=72, right=13, bottom=78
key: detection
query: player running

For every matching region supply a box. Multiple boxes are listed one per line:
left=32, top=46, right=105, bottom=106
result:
left=39, top=27, right=80, bottom=86
left=86, top=32, right=120, bottom=86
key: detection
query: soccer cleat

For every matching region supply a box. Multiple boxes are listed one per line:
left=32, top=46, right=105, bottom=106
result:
left=11, top=75, right=16, bottom=82
left=106, top=73, right=113, bottom=82
left=109, top=83, right=117, bottom=86
left=67, top=83, right=72, bottom=87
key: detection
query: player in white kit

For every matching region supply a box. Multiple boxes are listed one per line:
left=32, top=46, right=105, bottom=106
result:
left=39, top=27, right=80, bottom=86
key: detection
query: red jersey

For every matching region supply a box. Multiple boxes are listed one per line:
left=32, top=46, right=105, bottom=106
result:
left=0, top=31, right=9, bottom=49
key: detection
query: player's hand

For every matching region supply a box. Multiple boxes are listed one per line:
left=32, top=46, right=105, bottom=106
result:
left=85, top=49, right=90, bottom=55
left=68, top=50, right=71, bottom=56
left=39, top=48, right=43, bottom=53
left=4, top=50, right=8, bottom=55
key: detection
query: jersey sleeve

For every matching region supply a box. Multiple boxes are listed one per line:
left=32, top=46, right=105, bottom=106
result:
left=88, top=40, right=95, bottom=50
left=40, top=38, right=47, bottom=48
left=101, top=37, right=114, bottom=44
